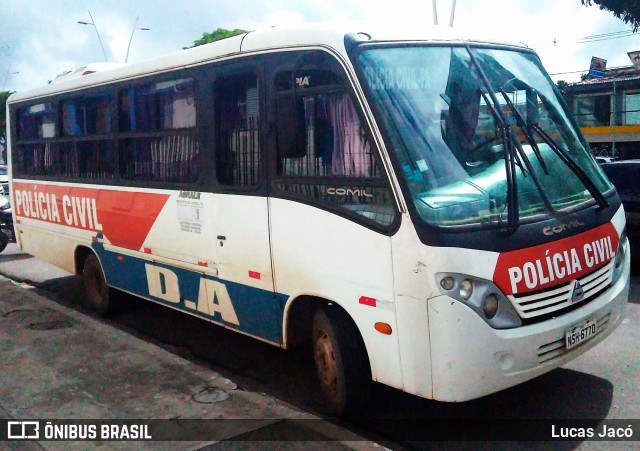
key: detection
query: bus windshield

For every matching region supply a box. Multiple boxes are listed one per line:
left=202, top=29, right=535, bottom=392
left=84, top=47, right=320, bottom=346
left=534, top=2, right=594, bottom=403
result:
left=357, top=45, right=612, bottom=228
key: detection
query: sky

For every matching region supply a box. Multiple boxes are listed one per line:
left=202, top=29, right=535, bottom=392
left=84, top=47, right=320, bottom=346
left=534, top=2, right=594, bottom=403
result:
left=1, top=0, right=640, bottom=93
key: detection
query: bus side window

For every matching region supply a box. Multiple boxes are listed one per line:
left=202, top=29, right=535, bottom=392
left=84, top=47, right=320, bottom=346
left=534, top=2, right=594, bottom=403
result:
left=277, top=90, right=379, bottom=179
left=214, top=74, right=261, bottom=188
left=273, top=66, right=396, bottom=228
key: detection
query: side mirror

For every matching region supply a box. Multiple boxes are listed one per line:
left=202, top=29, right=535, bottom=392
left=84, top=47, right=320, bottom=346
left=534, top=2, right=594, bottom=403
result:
left=275, top=91, right=305, bottom=158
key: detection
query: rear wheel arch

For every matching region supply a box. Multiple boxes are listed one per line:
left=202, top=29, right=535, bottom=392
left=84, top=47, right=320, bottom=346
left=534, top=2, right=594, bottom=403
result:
left=283, top=295, right=372, bottom=415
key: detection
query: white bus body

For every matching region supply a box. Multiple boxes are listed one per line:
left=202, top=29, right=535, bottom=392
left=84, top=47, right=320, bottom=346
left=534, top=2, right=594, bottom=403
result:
left=7, top=24, right=629, bottom=414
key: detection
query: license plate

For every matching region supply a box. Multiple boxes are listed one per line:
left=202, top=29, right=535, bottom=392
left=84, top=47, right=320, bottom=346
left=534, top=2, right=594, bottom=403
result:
left=565, top=317, right=597, bottom=350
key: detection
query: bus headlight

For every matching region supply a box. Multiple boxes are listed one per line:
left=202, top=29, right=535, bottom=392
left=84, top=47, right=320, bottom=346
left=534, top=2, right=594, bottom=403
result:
left=435, top=273, right=522, bottom=329
left=459, top=279, right=473, bottom=300
left=611, top=227, right=628, bottom=286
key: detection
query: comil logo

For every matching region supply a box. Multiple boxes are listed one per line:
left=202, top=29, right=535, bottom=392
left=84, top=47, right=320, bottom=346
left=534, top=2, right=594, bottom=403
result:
left=8, top=421, right=39, bottom=439
left=326, top=187, right=374, bottom=198
left=543, top=220, right=585, bottom=236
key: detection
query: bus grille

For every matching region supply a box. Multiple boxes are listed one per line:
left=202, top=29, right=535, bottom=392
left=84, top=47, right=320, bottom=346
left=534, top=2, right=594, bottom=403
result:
left=537, top=312, right=611, bottom=363
left=508, top=260, right=614, bottom=320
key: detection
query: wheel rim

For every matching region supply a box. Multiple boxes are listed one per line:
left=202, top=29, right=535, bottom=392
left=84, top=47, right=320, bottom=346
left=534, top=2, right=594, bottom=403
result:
left=314, top=329, right=339, bottom=396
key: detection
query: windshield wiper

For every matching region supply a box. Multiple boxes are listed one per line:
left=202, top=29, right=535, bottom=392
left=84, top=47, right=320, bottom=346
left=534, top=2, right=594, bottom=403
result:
left=529, top=123, right=609, bottom=209
left=468, top=48, right=519, bottom=232
left=499, top=89, right=548, bottom=175
left=498, top=90, right=555, bottom=214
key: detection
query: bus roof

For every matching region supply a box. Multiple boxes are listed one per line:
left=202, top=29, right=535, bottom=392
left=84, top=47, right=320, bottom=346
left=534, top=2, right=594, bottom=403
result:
left=8, top=23, right=530, bottom=104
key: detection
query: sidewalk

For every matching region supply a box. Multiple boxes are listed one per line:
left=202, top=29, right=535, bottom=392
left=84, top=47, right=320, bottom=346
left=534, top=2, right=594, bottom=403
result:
left=0, top=246, right=382, bottom=449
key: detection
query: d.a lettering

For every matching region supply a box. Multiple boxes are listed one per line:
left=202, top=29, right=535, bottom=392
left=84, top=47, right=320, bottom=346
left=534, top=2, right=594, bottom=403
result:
left=145, top=264, right=240, bottom=325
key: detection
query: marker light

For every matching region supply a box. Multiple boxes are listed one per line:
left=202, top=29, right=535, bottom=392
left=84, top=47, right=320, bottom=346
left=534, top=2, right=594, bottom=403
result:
left=482, top=294, right=499, bottom=319
left=459, top=279, right=473, bottom=300
left=440, top=276, right=455, bottom=291
left=375, top=322, right=392, bottom=335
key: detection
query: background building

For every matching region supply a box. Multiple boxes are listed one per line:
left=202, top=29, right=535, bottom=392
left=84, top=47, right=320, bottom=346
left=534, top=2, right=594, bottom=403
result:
left=565, top=57, right=640, bottom=160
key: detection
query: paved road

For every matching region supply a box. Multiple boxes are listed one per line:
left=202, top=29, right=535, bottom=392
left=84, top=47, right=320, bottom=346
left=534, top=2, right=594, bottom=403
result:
left=1, top=241, right=638, bottom=449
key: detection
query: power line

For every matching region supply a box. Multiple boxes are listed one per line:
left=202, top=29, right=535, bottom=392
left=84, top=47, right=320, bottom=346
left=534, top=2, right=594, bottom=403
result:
left=578, top=32, right=635, bottom=44
left=578, top=29, right=634, bottom=40
left=534, top=29, right=638, bottom=46
left=549, top=64, right=628, bottom=76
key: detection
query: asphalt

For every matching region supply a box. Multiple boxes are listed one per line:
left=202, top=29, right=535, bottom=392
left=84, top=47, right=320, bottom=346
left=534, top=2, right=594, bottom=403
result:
left=0, top=244, right=383, bottom=450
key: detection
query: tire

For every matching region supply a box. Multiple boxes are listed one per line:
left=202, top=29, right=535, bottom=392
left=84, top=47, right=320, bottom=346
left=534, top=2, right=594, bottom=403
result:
left=0, top=231, right=7, bottom=253
left=312, top=306, right=371, bottom=416
left=83, top=253, right=111, bottom=316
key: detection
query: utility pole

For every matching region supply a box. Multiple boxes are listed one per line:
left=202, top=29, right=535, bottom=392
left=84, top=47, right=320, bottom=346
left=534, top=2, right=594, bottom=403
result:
left=432, top=0, right=439, bottom=25
left=449, top=0, right=457, bottom=27
left=125, top=16, right=150, bottom=63
left=2, top=69, right=19, bottom=91
left=78, top=10, right=108, bottom=62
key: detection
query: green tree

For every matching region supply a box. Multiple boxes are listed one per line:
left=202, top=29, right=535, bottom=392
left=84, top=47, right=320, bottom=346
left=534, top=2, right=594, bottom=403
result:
left=556, top=80, right=569, bottom=92
left=581, top=1, right=640, bottom=31
left=189, top=28, right=248, bottom=48
left=0, top=91, right=13, bottom=164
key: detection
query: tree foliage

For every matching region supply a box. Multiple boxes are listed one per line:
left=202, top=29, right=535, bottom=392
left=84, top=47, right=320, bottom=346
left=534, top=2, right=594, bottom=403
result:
left=581, top=1, right=640, bottom=31
left=556, top=79, right=569, bottom=96
left=189, top=28, right=248, bottom=48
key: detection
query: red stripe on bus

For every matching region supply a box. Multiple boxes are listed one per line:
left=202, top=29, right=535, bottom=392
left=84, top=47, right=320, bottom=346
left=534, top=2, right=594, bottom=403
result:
left=11, top=182, right=170, bottom=251
left=144, top=248, right=152, bottom=254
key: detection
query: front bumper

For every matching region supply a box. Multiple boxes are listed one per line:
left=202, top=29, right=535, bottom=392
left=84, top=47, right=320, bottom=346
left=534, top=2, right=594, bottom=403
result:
left=426, top=252, right=629, bottom=402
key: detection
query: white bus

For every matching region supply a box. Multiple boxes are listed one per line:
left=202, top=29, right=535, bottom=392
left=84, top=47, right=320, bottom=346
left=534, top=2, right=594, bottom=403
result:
left=6, top=24, right=629, bottom=415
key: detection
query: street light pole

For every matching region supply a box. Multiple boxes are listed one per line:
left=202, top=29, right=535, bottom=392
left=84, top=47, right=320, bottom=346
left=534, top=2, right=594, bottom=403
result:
left=78, top=10, right=108, bottom=62
left=432, top=0, right=439, bottom=25
left=2, top=70, right=19, bottom=91
left=449, top=0, right=457, bottom=27
left=125, top=16, right=150, bottom=63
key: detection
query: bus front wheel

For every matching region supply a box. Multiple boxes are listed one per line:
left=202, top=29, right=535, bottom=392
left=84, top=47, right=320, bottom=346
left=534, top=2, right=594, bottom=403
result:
left=312, top=306, right=371, bottom=416
left=83, top=254, right=111, bottom=316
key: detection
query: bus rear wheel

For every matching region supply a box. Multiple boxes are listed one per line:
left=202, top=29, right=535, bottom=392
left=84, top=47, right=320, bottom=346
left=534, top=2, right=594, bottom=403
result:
left=312, top=306, right=371, bottom=416
left=83, top=253, right=111, bottom=316
left=0, top=232, right=7, bottom=253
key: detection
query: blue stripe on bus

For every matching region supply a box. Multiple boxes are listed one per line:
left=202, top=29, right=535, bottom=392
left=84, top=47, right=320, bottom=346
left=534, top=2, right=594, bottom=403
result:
left=92, top=243, right=286, bottom=344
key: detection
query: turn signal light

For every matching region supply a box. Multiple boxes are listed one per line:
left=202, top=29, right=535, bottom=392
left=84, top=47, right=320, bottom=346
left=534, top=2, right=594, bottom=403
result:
left=374, top=322, right=392, bottom=335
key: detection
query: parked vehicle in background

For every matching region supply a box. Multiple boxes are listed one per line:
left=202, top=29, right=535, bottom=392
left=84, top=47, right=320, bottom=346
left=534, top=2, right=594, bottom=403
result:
left=600, top=160, right=640, bottom=226
left=596, top=156, right=616, bottom=164
left=0, top=165, right=8, bottom=196
left=5, top=24, right=630, bottom=415
left=0, top=192, right=14, bottom=253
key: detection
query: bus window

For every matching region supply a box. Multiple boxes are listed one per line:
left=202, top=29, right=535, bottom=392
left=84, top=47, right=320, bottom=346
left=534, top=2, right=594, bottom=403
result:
left=117, top=78, right=199, bottom=183
left=14, top=103, right=57, bottom=176
left=214, top=73, right=261, bottom=188
left=62, top=94, right=111, bottom=137
left=59, top=140, right=115, bottom=179
left=273, top=65, right=396, bottom=227
left=119, top=79, right=196, bottom=132
left=17, top=102, right=56, bottom=140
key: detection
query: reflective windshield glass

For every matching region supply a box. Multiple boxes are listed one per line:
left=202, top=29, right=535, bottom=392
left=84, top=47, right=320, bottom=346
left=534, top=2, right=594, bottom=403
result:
left=357, top=46, right=611, bottom=227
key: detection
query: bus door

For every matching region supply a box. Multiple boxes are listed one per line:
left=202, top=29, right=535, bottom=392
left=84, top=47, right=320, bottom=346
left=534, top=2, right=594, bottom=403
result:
left=265, top=51, right=403, bottom=383
left=208, top=61, right=283, bottom=344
